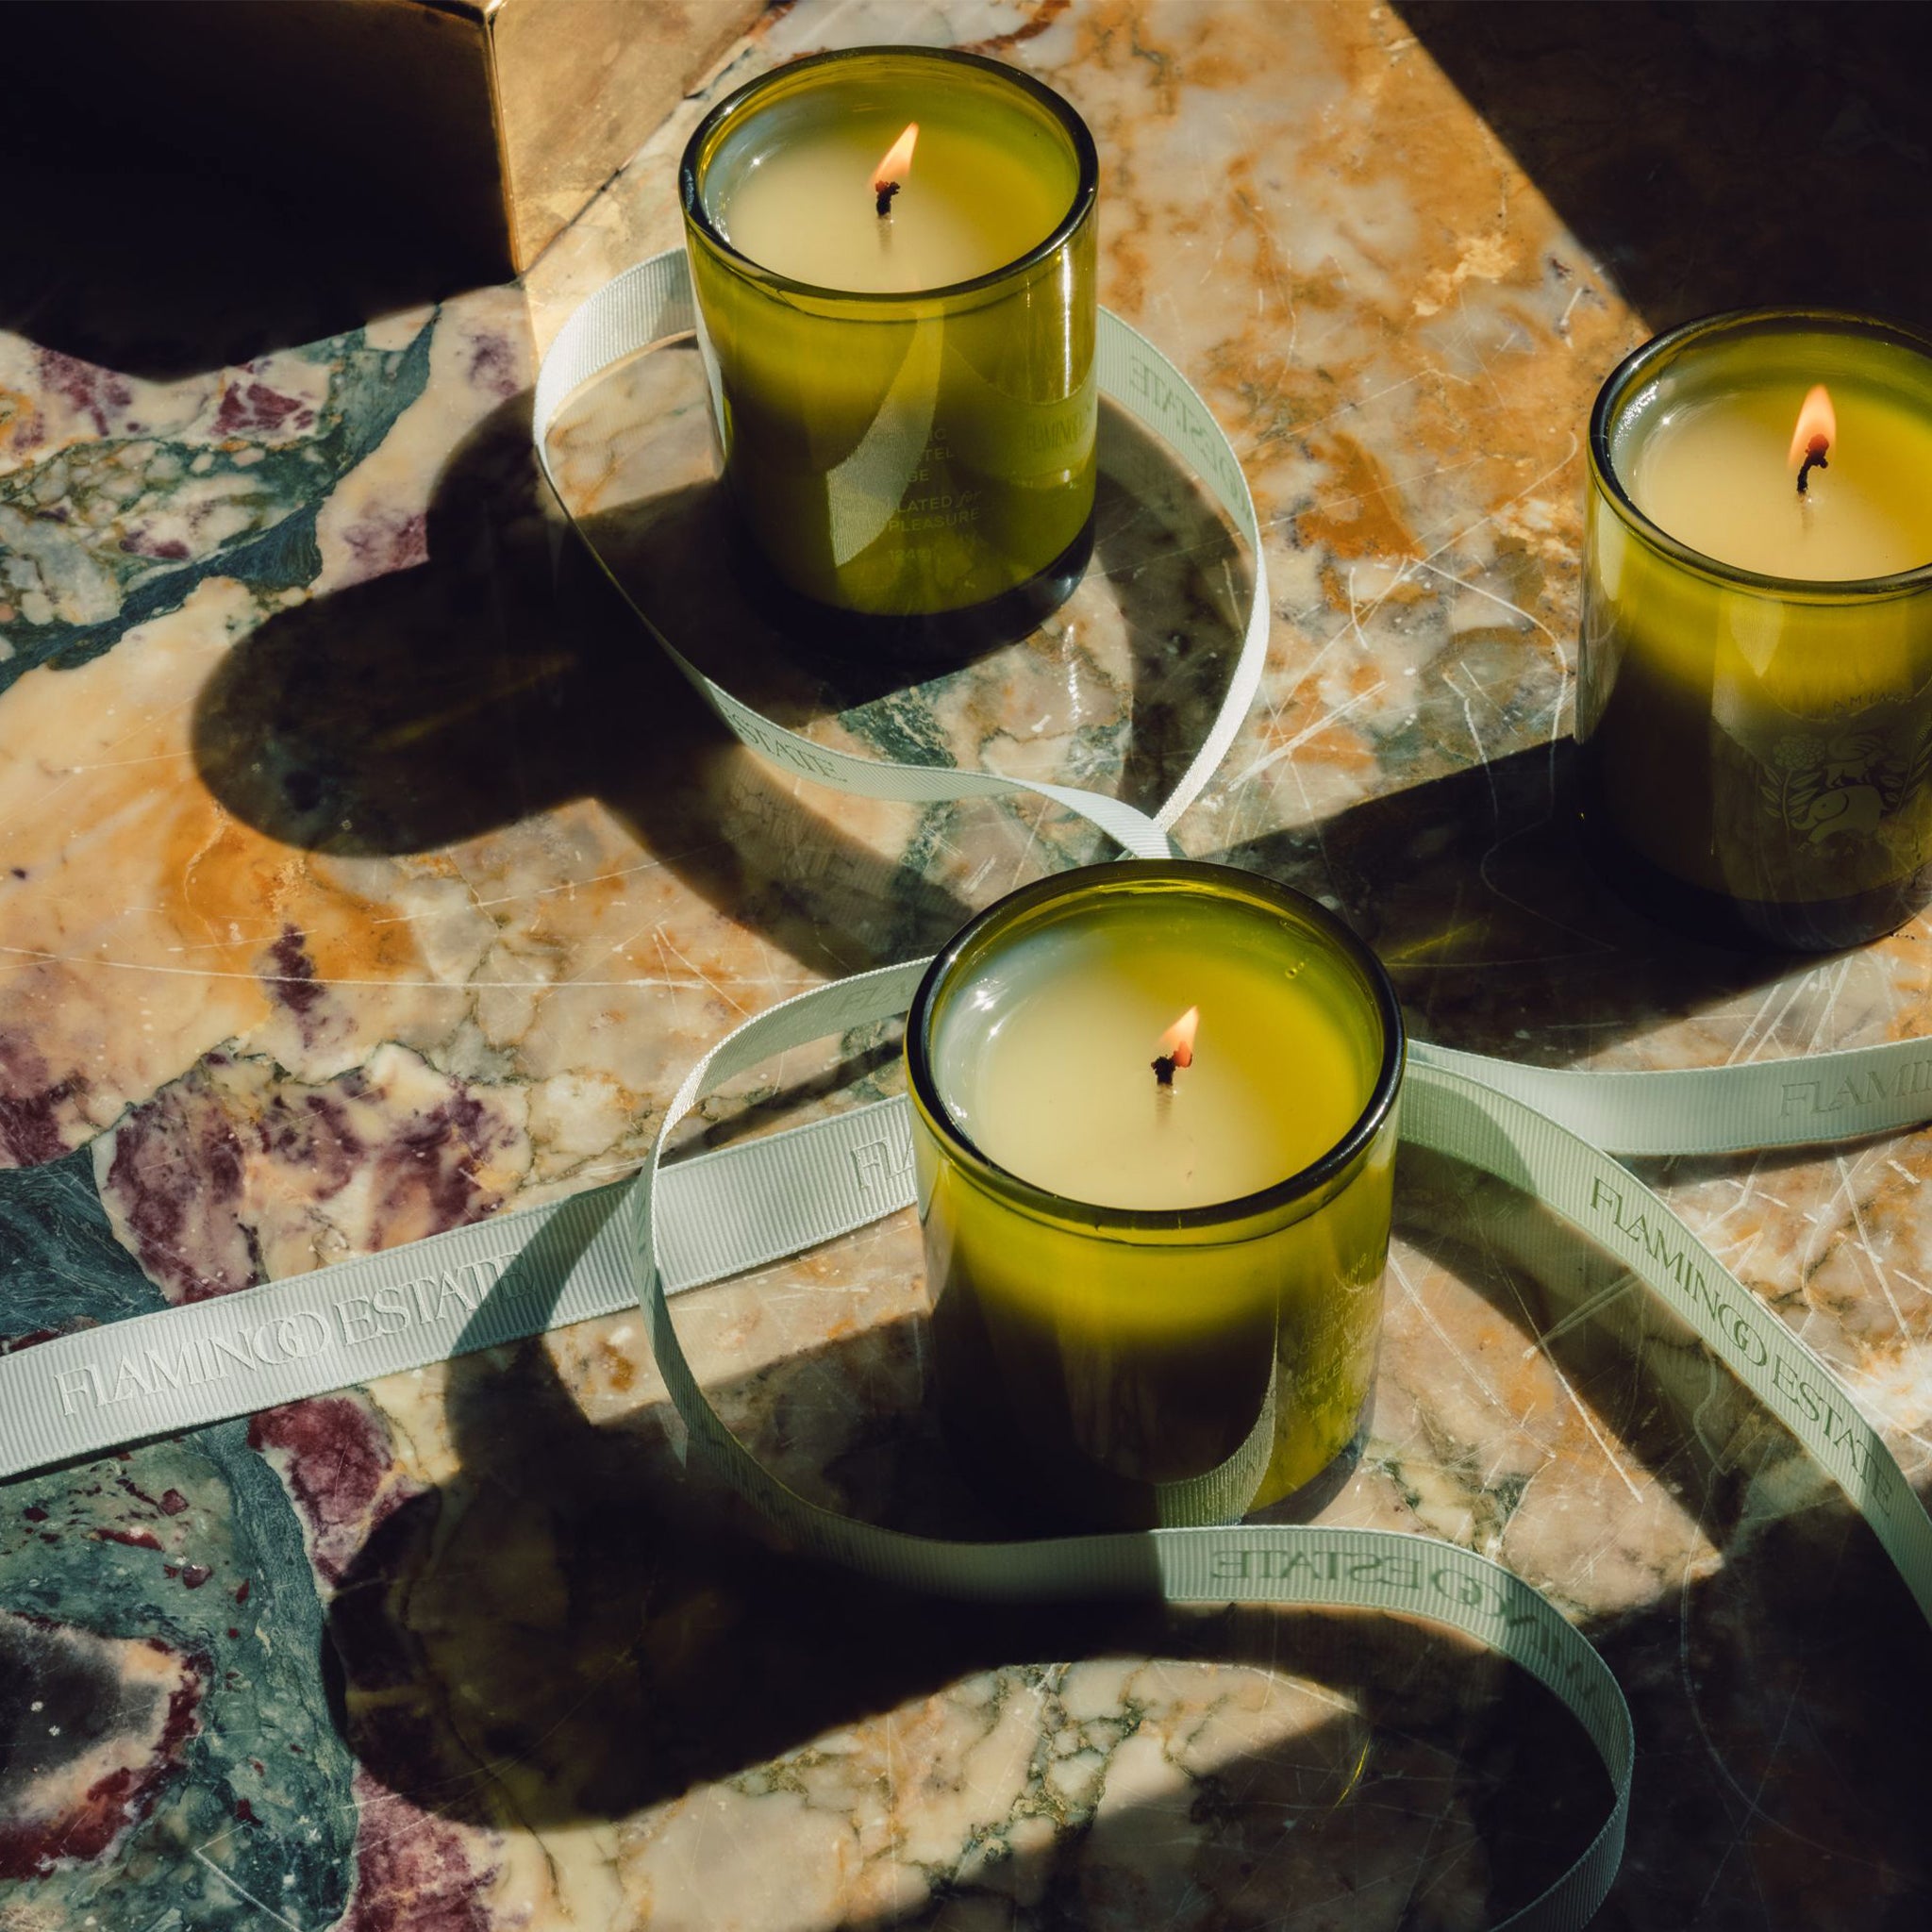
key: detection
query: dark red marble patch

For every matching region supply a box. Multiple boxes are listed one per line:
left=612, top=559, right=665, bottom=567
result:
left=266, top=925, right=325, bottom=1019
left=0, top=1033, right=85, bottom=1168
left=92, top=1527, right=161, bottom=1551
left=341, top=508, right=430, bottom=584
left=0, top=1329, right=63, bottom=1359
left=103, top=1072, right=254, bottom=1302
left=292, top=1092, right=362, bottom=1193
left=248, top=1393, right=412, bottom=1584
left=343, top=1775, right=496, bottom=1932
left=33, top=348, right=133, bottom=435
left=374, top=1091, right=506, bottom=1235
left=118, top=533, right=192, bottom=559
left=466, top=333, right=522, bottom=400
left=0, top=1616, right=202, bottom=1881
left=211, top=378, right=309, bottom=440
left=115, top=1476, right=191, bottom=1517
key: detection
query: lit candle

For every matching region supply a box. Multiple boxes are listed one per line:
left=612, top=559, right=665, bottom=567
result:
left=680, top=47, right=1099, bottom=658
left=944, top=962, right=1357, bottom=1211
left=907, top=864, right=1406, bottom=1531
left=1626, top=372, right=1932, bottom=579
left=1579, top=311, right=1932, bottom=949
left=721, top=113, right=1066, bottom=295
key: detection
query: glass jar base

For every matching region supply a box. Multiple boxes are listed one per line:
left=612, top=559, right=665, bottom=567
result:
left=937, top=1391, right=1371, bottom=1536
left=1578, top=809, right=1927, bottom=952
left=731, top=512, right=1094, bottom=675
left=1248, top=1412, right=1371, bottom=1524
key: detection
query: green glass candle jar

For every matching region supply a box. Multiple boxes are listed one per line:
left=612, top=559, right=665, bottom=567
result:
left=1578, top=311, right=1932, bottom=950
left=906, top=862, right=1406, bottom=1532
left=680, top=46, right=1098, bottom=661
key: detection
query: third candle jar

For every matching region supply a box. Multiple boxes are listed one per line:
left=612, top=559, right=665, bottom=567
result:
left=906, top=863, right=1406, bottom=1532
left=1579, top=310, right=1932, bottom=950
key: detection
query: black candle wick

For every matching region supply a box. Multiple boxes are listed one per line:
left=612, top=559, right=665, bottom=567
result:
left=875, top=179, right=901, bottom=219
left=1151, top=1054, right=1179, bottom=1086
left=1796, top=434, right=1830, bottom=496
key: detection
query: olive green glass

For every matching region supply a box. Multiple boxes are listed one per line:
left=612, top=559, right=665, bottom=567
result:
left=907, top=864, right=1406, bottom=1534
left=681, top=47, right=1098, bottom=641
left=1579, top=311, right=1932, bottom=950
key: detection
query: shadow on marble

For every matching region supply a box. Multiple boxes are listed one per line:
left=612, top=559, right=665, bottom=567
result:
left=0, top=8, right=507, bottom=381
left=1397, top=1143, right=1932, bottom=1924
left=1396, top=2, right=1932, bottom=330
left=1387, top=1149, right=1932, bottom=1924
left=310, top=1150, right=1600, bottom=1908
left=309, top=1141, right=1932, bottom=1924
left=191, top=397, right=980, bottom=983
left=320, top=1324, right=1610, bottom=1924
left=545, top=338, right=1248, bottom=836
left=196, top=346, right=1252, bottom=982
left=570, top=425, right=1241, bottom=758
left=1224, top=741, right=1807, bottom=1065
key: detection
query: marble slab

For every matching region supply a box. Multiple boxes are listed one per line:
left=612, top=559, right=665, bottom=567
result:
left=4, top=2, right=1932, bottom=1927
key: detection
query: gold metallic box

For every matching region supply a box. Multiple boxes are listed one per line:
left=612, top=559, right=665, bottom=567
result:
left=423, top=0, right=771, bottom=273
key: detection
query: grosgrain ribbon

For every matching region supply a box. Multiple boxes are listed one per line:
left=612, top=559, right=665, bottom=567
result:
left=6, top=250, right=1931, bottom=1930
left=530, top=248, right=1269, bottom=861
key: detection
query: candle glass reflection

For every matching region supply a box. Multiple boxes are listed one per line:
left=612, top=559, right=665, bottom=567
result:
left=1579, top=310, right=1932, bottom=950
left=906, top=863, right=1406, bottom=1532
left=680, top=47, right=1098, bottom=663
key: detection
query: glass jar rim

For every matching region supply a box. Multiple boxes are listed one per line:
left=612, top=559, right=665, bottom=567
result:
left=1589, top=307, right=1932, bottom=600
left=906, top=861, right=1407, bottom=1235
left=679, top=44, right=1099, bottom=309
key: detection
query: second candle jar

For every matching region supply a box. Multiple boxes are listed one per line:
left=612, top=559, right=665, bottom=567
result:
left=907, top=864, right=1406, bottom=1532
left=681, top=47, right=1098, bottom=649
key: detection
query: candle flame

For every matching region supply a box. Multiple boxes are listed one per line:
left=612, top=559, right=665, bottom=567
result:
left=873, top=123, right=919, bottom=193
left=1788, top=384, right=1836, bottom=469
left=1157, top=1007, right=1198, bottom=1070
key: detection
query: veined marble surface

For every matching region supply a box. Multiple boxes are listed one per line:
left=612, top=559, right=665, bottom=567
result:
left=4, top=2, right=1932, bottom=1927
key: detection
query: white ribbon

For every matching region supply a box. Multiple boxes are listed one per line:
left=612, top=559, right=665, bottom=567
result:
left=530, top=249, right=1272, bottom=858
left=6, top=251, right=1930, bottom=1931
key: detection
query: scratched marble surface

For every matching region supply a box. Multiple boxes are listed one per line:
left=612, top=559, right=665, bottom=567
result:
left=4, top=1, right=1932, bottom=1927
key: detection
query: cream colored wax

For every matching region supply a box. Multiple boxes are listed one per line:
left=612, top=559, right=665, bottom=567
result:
left=931, top=916, right=1369, bottom=1211
left=1629, top=380, right=1932, bottom=580
left=720, top=109, right=1068, bottom=293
